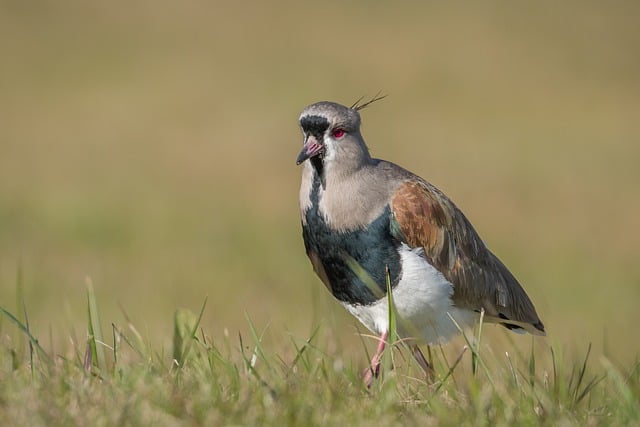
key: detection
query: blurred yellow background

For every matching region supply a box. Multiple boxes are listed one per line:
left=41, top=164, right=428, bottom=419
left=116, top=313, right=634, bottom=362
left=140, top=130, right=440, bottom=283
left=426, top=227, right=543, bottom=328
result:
left=1, top=1, right=638, bottom=364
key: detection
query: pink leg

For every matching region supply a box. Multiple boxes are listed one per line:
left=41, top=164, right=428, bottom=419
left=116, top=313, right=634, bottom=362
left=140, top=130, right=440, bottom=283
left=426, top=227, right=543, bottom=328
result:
left=363, top=331, right=388, bottom=388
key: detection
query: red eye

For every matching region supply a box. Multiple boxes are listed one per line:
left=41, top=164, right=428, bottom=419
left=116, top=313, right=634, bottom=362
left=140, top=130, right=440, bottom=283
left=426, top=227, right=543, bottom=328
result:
left=332, top=128, right=345, bottom=138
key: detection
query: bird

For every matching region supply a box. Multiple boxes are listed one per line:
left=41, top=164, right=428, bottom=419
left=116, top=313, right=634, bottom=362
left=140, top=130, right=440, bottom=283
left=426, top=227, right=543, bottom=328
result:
left=295, top=98, right=546, bottom=387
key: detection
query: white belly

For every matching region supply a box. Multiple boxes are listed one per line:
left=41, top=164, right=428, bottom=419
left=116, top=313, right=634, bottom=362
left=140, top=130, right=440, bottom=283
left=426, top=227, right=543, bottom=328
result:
left=342, top=243, right=478, bottom=344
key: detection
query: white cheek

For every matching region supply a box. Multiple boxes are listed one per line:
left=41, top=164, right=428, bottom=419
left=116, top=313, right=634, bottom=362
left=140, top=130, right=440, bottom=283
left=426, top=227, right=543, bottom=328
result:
left=323, top=136, right=337, bottom=162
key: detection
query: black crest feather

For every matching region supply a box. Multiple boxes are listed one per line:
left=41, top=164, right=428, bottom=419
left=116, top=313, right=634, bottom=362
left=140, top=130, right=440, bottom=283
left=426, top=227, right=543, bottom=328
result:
left=350, top=92, right=388, bottom=111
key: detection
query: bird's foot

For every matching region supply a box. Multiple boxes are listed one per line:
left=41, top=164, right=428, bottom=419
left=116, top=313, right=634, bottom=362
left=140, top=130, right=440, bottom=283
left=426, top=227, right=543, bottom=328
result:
left=363, top=362, right=381, bottom=389
left=363, top=331, right=388, bottom=388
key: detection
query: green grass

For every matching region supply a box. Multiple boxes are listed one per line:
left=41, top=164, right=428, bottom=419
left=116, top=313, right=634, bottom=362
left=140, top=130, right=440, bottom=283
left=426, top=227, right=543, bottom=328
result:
left=1, top=292, right=638, bottom=426
left=1, top=0, right=639, bottom=424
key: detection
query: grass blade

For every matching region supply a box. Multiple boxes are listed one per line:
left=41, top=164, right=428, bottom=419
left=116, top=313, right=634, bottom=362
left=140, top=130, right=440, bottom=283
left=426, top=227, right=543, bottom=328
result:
left=529, top=337, right=536, bottom=388
left=245, top=313, right=274, bottom=374
left=472, top=308, right=485, bottom=376
left=86, top=277, right=106, bottom=373
left=288, top=324, right=322, bottom=374
left=0, top=305, right=52, bottom=365
left=380, top=265, right=397, bottom=386
left=448, top=312, right=493, bottom=386
left=174, top=297, right=208, bottom=368
left=22, top=299, right=34, bottom=377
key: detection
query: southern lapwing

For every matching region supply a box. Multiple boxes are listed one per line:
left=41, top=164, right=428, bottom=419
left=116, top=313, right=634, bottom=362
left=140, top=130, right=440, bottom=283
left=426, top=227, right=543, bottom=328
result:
left=296, top=99, right=545, bottom=386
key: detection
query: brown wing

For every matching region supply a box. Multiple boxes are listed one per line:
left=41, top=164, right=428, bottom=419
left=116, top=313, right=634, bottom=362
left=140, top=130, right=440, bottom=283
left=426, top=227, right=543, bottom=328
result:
left=391, top=180, right=545, bottom=335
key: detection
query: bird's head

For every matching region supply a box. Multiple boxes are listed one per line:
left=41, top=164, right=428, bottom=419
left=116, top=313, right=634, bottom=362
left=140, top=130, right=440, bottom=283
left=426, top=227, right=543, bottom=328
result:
left=296, top=101, right=371, bottom=174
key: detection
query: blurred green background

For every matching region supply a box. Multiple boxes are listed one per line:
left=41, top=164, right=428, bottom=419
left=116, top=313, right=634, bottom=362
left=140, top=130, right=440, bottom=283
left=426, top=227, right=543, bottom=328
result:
left=1, top=1, right=639, bottom=364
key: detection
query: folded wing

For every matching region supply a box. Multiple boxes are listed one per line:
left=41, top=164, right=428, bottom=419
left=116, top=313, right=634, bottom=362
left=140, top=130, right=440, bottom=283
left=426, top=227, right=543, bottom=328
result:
left=390, top=180, right=545, bottom=335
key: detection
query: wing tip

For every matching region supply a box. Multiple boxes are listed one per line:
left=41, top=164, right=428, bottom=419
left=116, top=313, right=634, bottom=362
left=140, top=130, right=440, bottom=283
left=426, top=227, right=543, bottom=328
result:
left=498, top=314, right=546, bottom=336
left=532, top=320, right=547, bottom=336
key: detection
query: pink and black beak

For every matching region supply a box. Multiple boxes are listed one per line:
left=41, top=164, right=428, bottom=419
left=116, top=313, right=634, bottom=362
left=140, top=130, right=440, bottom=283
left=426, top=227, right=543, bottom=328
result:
left=296, top=135, right=324, bottom=165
